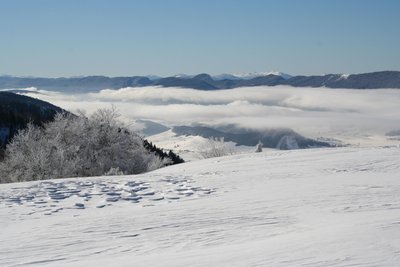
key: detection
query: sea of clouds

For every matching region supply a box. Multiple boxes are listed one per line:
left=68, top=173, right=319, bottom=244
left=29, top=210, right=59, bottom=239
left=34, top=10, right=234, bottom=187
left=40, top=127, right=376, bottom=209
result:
left=21, top=85, right=400, bottom=144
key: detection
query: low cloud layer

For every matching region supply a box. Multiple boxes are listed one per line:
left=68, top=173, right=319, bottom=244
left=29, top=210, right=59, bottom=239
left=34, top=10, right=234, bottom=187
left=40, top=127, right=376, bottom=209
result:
left=22, top=85, right=400, bottom=143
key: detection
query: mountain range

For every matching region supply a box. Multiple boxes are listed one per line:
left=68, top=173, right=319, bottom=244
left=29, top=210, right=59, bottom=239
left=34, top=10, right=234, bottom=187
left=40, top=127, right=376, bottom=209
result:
left=1, top=71, right=400, bottom=92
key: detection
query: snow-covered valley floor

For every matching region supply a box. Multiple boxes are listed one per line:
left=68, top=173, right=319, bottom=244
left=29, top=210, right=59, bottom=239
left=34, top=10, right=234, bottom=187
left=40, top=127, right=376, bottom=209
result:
left=1, top=146, right=400, bottom=266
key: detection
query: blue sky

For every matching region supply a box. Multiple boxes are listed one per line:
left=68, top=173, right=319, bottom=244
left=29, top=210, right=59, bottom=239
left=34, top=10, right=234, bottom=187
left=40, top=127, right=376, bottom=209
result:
left=1, top=0, right=399, bottom=77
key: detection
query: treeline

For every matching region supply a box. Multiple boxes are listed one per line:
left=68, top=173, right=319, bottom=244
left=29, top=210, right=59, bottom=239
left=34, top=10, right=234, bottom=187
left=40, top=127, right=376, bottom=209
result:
left=143, top=140, right=184, bottom=165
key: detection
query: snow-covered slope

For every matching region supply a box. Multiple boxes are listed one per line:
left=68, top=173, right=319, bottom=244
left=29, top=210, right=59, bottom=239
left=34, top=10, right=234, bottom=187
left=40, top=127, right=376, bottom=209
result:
left=147, top=129, right=254, bottom=161
left=1, top=146, right=400, bottom=266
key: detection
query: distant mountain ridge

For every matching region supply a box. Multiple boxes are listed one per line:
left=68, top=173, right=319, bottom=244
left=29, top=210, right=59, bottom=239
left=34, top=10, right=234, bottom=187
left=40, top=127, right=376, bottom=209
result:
left=1, top=71, right=400, bottom=92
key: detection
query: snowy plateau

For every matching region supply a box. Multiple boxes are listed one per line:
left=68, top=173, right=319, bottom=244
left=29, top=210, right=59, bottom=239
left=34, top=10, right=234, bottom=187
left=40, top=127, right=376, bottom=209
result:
left=1, top=146, right=400, bottom=266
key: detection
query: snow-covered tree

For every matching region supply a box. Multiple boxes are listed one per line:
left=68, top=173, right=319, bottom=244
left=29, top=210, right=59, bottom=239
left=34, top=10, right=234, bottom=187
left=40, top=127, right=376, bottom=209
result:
left=255, top=141, right=263, bottom=152
left=200, top=137, right=234, bottom=159
left=0, top=108, right=170, bottom=183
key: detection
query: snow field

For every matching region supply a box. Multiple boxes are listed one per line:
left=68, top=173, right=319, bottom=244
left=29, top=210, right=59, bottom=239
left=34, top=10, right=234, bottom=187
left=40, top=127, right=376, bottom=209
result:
left=1, top=146, right=400, bottom=266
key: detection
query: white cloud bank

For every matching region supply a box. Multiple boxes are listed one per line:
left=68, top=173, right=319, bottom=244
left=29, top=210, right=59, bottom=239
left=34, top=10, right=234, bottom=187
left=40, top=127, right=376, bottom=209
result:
left=23, top=85, right=400, bottom=145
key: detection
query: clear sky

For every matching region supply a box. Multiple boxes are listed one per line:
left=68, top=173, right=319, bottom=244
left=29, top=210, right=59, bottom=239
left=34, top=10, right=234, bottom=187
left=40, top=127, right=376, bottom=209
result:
left=1, top=0, right=399, bottom=77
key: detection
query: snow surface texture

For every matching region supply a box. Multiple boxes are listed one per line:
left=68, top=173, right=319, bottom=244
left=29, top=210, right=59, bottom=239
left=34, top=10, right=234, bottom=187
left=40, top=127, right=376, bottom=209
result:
left=1, top=146, right=400, bottom=266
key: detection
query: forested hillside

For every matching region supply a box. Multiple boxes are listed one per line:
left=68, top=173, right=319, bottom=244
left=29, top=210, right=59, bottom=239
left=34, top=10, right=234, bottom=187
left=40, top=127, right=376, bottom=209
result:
left=0, top=92, right=66, bottom=148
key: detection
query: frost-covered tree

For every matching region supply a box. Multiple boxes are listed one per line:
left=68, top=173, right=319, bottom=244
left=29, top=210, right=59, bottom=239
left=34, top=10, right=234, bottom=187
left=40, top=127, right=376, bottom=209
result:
left=200, top=137, right=234, bottom=159
left=255, top=141, right=263, bottom=152
left=0, top=108, right=169, bottom=183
